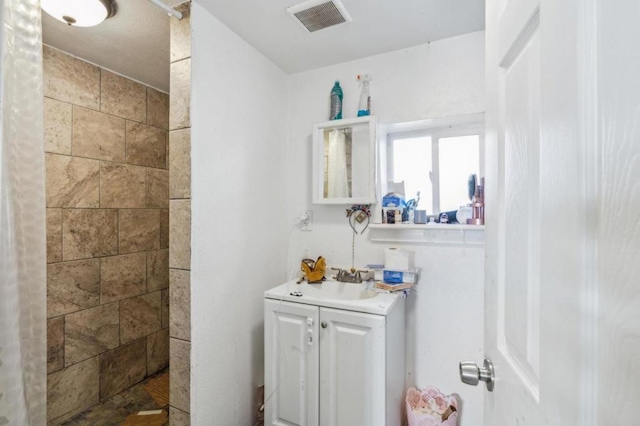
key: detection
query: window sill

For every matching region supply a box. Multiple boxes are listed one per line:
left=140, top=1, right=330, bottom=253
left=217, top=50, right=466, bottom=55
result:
left=368, top=223, right=485, bottom=245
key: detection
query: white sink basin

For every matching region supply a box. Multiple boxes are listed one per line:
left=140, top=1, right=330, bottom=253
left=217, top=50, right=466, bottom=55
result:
left=264, top=279, right=401, bottom=315
left=300, top=280, right=378, bottom=301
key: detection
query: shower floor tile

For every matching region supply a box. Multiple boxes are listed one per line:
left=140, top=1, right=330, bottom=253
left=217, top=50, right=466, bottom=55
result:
left=57, top=370, right=169, bottom=426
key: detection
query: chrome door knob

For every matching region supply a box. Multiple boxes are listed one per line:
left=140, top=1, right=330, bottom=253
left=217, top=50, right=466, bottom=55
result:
left=459, top=358, right=495, bottom=391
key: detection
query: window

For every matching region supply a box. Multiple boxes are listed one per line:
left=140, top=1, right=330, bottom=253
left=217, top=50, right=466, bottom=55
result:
left=386, top=124, right=483, bottom=215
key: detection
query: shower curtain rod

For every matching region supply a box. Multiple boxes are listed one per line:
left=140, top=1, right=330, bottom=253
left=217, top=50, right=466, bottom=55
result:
left=146, top=0, right=183, bottom=20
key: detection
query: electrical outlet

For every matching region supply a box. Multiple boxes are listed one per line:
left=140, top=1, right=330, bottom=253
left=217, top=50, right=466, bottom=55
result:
left=301, top=211, right=313, bottom=231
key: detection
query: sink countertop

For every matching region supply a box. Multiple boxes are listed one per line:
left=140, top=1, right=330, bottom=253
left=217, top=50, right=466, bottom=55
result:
left=264, top=279, right=402, bottom=316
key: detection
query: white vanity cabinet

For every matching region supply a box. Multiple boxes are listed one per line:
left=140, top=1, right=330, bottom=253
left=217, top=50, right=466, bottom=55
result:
left=264, top=282, right=405, bottom=426
left=319, top=307, right=386, bottom=426
left=264, top=300, right=320, bottom=426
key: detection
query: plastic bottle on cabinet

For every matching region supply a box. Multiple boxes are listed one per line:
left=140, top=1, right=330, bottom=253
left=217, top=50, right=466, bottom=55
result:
left=357, top=74, right=372, bottom=116
left=330, top=81, right=343, bottom=120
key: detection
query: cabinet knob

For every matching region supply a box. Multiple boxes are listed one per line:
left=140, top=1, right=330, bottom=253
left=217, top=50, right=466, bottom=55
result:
left=321, top=321, right=328, bottom=328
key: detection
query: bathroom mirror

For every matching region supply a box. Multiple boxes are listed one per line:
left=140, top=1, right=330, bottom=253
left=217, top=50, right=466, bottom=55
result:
left=312, top=116, right=377, bottom=204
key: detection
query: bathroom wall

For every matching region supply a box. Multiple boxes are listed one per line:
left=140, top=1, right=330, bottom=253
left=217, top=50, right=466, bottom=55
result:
left=189, top=3, right=289, bottom=424
left=285, top=31, right=487, bottom=425
left=168, top=2, right=192, bottom=425
left=184, top=12, right=485, bottom=423
left=43, top=46, right=170, bottom=423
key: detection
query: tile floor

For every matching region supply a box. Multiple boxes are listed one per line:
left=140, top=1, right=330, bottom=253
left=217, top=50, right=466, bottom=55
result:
left=57, top=370, right=169, bottom=426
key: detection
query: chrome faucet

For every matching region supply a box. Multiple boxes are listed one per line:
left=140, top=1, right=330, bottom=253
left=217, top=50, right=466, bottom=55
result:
left=332, top=267, right=368, bottom=283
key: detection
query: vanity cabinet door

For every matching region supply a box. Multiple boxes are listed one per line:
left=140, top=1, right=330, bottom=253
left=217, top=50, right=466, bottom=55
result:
left=319, top=308, right=385, bottom=426
left=265, top=300, right=320, bottom=426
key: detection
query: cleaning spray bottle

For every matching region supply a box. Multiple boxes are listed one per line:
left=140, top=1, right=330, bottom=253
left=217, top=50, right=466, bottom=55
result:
left=330, top=81, right=343, bottom=120
left=357, top=74, right=372, bottom=116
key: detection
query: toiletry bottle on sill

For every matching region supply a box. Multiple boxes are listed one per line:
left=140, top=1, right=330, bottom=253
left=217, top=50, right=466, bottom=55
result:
left=386, top=209, right=395, bottom=224
left=357, top=74, right=372, bottom=116
left=330, top=81, right=343, bottom=120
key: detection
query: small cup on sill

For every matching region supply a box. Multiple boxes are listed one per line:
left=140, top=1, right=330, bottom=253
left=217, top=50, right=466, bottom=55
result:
left=414, top=210, right=427, bottom=224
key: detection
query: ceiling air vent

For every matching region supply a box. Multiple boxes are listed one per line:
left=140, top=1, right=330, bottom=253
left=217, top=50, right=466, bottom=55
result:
left=287, top=0, right=352, bottom=33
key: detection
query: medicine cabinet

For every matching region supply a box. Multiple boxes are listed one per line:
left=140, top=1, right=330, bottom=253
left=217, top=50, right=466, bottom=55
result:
left=312, top=116, right=377, bottom=205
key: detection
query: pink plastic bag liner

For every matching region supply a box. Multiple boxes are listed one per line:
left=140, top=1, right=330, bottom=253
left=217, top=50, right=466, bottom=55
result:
left=406, top=386, right=459, bottom=426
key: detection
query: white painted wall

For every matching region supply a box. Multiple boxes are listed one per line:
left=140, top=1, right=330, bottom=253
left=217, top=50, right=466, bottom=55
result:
left=190, top=3, right=289, bottom=424
left=189, top=15, right=486, bottom=424
left=285, top=32, right=487, bottom=425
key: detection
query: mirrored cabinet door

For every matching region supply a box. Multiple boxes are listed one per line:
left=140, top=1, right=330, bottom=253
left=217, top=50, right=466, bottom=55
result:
left=312, top=116, right=377, bottom=205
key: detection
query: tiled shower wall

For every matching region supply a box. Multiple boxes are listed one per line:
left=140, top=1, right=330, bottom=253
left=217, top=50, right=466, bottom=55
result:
left=168, top=3, right=192, bottom=425
left=43, top=46, right=170, bottom=424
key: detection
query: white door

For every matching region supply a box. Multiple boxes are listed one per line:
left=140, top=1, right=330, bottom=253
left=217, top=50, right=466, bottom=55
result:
left=484, top=0, right=640, bottom=424
left=484, top=0, right=543, bottom=423
left=319, top=308, right=385, bottom=426
left=265, top=300, right=319, bottom=426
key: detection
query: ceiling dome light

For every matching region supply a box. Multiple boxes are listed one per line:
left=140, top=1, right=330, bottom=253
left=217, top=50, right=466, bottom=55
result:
left=42, top=0, right=117, bottom=28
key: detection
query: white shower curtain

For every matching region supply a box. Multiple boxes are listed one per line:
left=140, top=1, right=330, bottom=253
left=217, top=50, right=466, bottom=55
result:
left=327, top=129, right=349, bottom=198
left=0, top=0, right=47, bottom=425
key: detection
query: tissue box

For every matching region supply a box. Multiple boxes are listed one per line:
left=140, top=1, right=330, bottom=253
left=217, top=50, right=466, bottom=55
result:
left=374, top=268, right=420, bottom=284
left=382, top=194, right=405, bottom=208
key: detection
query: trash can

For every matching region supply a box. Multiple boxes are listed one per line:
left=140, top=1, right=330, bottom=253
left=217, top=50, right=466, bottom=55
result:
left=406, top=386, right=458, bottom=426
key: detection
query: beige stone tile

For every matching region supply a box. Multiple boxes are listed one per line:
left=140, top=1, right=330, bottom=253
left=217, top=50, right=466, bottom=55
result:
left=47, top=208, right=63, bottom=263
left=120, top=292, right=162, bottom=344
left=161, top=288, right=169, bottom=329
left=147, top=168, right=169, bottom=208
left=126, top=122, right=167, bottom=169
left=169, top=406, right=190, bottom=425
left=99, top=339, right=146, bottom=400
left=169, top=128, right=191, bottom=199
left=62, top=209, right=118, bottom=260
left=43, top=46, right=100, bottom=110
left=47, top=259, right=100, bottom=318
left=119, top=209, right=160, bottom=254
left=170, top=338, right=190, bottom=413
left=46, top=154, right=99, bottom=208
left=160, top=209, right=169, bottom=249
left=170, top=59, right=191, bottom=131
left=147, top=249, right=169, bottom=291
left=100, top=252, right=147, bottom=304
left=72, top=106, right=126, bottom=162
left=65, top=303, right=120, bottom=366
left=171, top=3, right=191, bottom=63
left=47, top=356, right=99, bottom=422
left=100, top=162, right=147, bottom=208
left=44, top=97, right=72, bottom=155
left=166, top=131, right=170, bottom=170
left=169, top=269, right=190, bottom=341
left=169, top=200, right=191, bottom=270
left=147, top=88, right=169, bottom=130
left=47, top=316, right=65, bottom=374
left=147, top=328, right=169, bottom=376
left=101, top=70, right=146, bottom=122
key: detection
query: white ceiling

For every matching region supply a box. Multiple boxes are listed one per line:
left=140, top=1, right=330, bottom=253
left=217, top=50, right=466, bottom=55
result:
left=43, top=0, right=173, bottom=92
left=197, top=0, right=485, bottom=73
left=43, top=0, right=485, bottom=91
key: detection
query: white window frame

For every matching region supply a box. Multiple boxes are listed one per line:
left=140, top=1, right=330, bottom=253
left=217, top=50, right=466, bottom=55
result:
left=386, top=122, right=485, bottom=215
